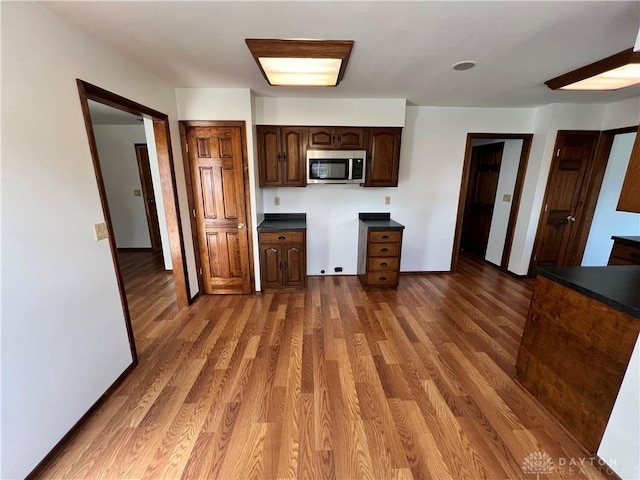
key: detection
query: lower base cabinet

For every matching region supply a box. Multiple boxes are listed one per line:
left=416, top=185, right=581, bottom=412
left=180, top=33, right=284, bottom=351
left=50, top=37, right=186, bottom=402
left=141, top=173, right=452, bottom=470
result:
left=357, top=222, right=404, bottom=289
left=259, top=230, right=306, bottom=292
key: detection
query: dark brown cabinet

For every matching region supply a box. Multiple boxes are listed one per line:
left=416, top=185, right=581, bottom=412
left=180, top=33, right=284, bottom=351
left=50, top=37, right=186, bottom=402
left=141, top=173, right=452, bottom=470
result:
left=364, top=128, right=402, bottom=187
left=259, top=230, right=306, bottom=291
left=357, top=215, right=404, bottom=289
left=617, top=124, right=640, bottom=213
left=608, top=236, right=640, bottom=265
left=308, top=127, right=365, bottom=149
left=257, top=126, right=306, bottom=187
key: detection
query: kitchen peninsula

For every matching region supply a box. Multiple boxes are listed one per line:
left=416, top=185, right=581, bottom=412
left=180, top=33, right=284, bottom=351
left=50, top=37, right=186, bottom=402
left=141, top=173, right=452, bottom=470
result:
left=516, top=265, right=640, bottom=455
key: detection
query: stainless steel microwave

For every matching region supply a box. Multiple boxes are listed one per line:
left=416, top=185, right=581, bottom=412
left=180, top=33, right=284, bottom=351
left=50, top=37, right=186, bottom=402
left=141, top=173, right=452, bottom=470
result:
left=306, top=150, right=366, bottom=184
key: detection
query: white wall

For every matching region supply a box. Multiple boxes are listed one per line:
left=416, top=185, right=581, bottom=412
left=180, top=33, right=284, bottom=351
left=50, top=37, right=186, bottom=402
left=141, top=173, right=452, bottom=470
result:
left=583, top=132, right=639, bottom=266
left=93, top=123, right=151, bottom=248
left=254, top=97, right=406, bottom=127
left=143, top=118, right=173, bottom=269
left=471, top=139, right=524, bottom=266
left=1, top=3, right=192, bottom=478
left=598, top=336, right=640, bottom=480
left=175, top=88, right=261, bottom=290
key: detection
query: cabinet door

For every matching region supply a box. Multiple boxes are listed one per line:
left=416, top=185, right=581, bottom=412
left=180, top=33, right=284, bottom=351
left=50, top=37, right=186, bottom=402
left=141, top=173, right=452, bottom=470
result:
left=335, top=127, right=365, bottom=149
left=257, top=126, right=282, bottom=187
left=307, top=128, right=335, bottom=149
left=260, top=244, right=283, bottom=289
left=283, top=244, right=306, bottom=287
left=364, top=128, right=402, bottom=187
left=281, top=127, right=307, bottom=186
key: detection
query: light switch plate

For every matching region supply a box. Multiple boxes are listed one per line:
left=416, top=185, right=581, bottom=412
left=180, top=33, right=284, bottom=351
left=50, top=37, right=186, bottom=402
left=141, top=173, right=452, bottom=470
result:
left=94, top=222, right=108, bottom=241
left=134, top=189, right=142, bottom=197
left=503, top=194, right=512, bottom=202
left=384, top=196, right=391, bottom=205
left=274, top=196, right=280, bottom=206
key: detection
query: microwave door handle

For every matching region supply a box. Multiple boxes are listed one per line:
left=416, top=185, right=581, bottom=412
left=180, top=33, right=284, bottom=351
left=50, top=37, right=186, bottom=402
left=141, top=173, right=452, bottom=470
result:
left=348, top=157, right=353, bottom=180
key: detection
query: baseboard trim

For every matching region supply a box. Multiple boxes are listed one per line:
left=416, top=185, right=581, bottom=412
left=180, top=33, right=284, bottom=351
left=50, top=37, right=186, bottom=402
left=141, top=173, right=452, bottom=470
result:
left=401, top=270, right=452, bottom=275
left=117, top=247, right=153, bottom=252
left=25, top=360, right=137, bottom=480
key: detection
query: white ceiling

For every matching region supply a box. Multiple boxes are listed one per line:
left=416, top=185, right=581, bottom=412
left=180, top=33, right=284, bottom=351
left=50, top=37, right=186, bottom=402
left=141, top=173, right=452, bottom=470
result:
left=45, top=1, right=640, bottom=108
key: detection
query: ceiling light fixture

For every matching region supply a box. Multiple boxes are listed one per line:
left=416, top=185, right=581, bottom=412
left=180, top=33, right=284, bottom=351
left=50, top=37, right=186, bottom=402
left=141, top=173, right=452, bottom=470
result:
left=452, top=60, right=476, bottom=71
left=245, top=39, right=354, bottom=87
left=545, top=48, right=640, bottom=91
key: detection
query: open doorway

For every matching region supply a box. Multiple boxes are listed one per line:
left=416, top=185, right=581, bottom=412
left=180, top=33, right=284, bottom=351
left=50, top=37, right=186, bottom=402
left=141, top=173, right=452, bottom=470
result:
left=452, top=133, right=533, bottom=273
left=77, top=80, right=192, bottom=360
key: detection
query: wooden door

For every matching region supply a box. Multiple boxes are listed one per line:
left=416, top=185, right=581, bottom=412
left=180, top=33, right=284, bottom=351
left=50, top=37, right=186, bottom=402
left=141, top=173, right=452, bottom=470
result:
left=532, top=131, right=599, bottom=268
left=365, top=128, right=401, bottom=187
left=461, top=143, right=503, bottom=257
left=134, top=143, right=162, bottom=251
left=259, top=244, right=283, bottom=289
left=186, top=126, right=251, bottom=294
left=283, top=244, right=305, bottom=287
left=280, top=127, right=306, bottom=186
left=257, top=126, right=282, bottom=186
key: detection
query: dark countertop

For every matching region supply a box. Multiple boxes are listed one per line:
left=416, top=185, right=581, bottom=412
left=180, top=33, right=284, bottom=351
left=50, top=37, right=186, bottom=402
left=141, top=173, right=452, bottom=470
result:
left=359, top=212, right=405, bottom=230
left=536, top=265, right=640, bottom=319
left=612, top=236, right=640, bottom=247
left=257, top=213, right=307, bottom=231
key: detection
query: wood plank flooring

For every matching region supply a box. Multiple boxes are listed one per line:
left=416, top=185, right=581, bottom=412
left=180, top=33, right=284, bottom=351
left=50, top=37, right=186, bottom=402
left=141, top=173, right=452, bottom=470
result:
left=38, top=252, right=610, bottom=479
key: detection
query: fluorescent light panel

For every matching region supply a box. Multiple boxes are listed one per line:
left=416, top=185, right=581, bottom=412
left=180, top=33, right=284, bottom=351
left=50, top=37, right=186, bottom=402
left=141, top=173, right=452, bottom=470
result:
left=246, top=39, right=354, bottom=87
left=546, top=48, right=640, bottom=91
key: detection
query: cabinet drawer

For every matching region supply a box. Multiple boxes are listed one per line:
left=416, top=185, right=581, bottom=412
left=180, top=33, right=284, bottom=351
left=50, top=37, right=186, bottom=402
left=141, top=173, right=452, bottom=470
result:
left=367, top=257, right=399, bottom=272
left=366, top=272, right=398, bottom=285
left=609, top=243, right=640, bottom=265
left=367, top=242, right=400, bottom=257
left=259, top=231, right=304, bottom=244
left=369, top=231, right=402, bottom=243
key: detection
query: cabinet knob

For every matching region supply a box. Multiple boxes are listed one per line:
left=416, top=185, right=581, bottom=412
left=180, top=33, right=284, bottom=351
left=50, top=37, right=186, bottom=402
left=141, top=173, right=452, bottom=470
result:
left=278, top=235, right=286, bottom=240
left=381, top=247, right=390, bottom=252
left=379, top=276, right=387, bottom=281
left=381, top=235, right=390, bottom=239
left=380, top=262, right=388, bottom=267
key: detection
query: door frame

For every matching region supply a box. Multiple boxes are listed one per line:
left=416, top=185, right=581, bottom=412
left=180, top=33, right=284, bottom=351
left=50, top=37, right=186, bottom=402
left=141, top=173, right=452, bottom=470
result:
left=134, top=143, right=163, bottom=252
left=559, top=125, right=638, bottom=266
left=452, top=133, right=533, bottom=273
left=528, top=130, right=601, bottom=273
left=77, top=79, right=192, bottom=360
left=178, top=120, right=255, bottom=294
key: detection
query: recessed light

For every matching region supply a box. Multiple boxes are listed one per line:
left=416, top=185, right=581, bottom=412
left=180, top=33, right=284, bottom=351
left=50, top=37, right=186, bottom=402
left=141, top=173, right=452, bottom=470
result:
left=452, top=60, right=476, bottom=71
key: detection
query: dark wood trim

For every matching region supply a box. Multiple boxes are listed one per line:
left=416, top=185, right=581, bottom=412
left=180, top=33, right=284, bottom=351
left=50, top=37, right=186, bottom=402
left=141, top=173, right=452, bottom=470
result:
left=178, top=120, right=256, bottom=294
left=76, top=80, right=138, bottom=363
left=400, top=271, right=452, bottom=275
left=117, top=247, right=154, bottom=253
left=452, top=133, right=533, bottom=273
left=25, top=362, right=136, bottom=480
left=134, top=143, right=162, bottom=252
left=545, top=49, right=640, bottom=90
left=500, top=135, right=533, bottom=269
left=571, top=125, right=638, bottom=264
left=77, top=79, right=191, bottom=309
left=153, top=120, right=191, bottom=306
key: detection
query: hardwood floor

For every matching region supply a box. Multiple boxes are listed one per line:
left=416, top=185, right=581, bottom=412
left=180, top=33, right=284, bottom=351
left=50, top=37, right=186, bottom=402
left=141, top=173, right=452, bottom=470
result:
left=38, top=252, right=609, bottom=480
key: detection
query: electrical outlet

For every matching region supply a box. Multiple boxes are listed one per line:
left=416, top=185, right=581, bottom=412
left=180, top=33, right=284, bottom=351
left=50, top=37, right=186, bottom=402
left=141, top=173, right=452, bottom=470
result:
left=334, top=267, right=343, bottom=272
left=274, top=196, right=280, bottom=206
left=384, top=196, right=391, bottom=205
left=93, top=222, right=108, bottom=241
left=503, top=194, right=512, bottom=202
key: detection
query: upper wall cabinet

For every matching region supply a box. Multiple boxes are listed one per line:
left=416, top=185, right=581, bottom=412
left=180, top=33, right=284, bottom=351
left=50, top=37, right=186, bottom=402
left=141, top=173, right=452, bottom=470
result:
left=308, top=127, right=365, bottom=150
left=257, top=126, right=306, bottom=187
left=363, top=127, right=402, bottom=187
left=617, top=124, right=640, bottom=213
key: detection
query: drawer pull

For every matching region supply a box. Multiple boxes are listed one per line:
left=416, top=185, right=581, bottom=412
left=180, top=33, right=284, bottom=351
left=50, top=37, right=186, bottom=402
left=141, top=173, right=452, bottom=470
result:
left=278, top=236, right=286, bottom=240
left=381, top=235, right=390, bottom=239
left=380, top=262, right=388, bottom=267
left=381, top=247, right=390, bottom=252
left=379, top=276, right=387, bottom=281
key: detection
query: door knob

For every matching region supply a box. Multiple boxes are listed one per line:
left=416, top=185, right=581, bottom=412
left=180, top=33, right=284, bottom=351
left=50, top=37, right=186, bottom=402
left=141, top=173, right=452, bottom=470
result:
left=237, top=222, right=245, bottom=229
left=566, top=215, right=576, bottom=222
